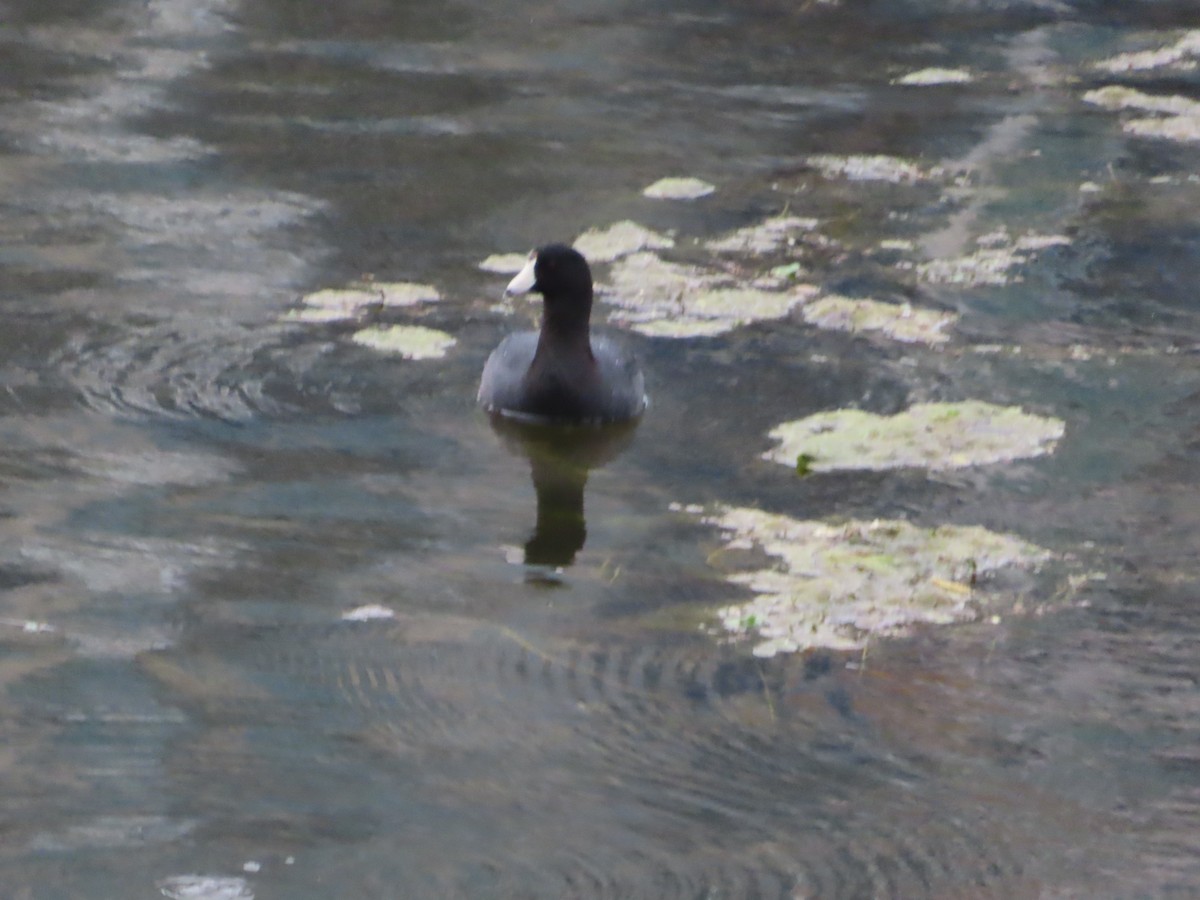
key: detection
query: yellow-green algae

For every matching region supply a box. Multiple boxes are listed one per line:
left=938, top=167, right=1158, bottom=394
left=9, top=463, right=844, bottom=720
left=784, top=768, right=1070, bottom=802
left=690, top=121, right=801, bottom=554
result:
left=699, top=505, right=1050, bottom=656
left=350, top=325, right=456, bottom=359
left=894, top=67, right=973, bottom=85
left=764, top=401, right=1065, bottom=472
left=287, top=281, right=441, bottom=323
left=574, top=220, right=674, bottom=262
left=642, top=177, right=716, bottom=200
left=802, top=294, right=957, bottom=345
left=603, top=251, right=816, bottom=338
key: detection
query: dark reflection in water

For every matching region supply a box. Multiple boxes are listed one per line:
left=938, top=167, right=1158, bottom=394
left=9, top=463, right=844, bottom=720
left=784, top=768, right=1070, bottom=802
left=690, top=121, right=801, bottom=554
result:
left=488, top=415, right=639, bottom=568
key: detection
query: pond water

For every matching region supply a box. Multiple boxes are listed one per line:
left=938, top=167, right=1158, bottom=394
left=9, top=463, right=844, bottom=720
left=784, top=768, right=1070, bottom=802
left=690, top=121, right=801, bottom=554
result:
left=3, top=0, right=1200, bottom=896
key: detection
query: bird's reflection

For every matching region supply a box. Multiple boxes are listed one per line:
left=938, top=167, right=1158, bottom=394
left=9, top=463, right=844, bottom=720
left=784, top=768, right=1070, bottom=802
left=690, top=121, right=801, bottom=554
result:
left=487, top=414, right=639, bottom=570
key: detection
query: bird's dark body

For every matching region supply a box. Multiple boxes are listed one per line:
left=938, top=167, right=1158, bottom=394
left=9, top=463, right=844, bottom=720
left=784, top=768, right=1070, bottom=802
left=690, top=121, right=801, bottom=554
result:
left=477, top=244, right=647, bottom=424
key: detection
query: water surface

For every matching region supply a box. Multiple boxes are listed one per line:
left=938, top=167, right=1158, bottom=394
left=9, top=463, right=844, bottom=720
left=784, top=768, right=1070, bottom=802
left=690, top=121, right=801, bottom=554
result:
left=3, top=0, right=1200, bottom=896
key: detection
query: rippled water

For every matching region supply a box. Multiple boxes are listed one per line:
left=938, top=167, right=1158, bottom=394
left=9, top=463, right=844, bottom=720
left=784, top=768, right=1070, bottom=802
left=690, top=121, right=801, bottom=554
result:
left=4, top=0, right=1200, bottom=896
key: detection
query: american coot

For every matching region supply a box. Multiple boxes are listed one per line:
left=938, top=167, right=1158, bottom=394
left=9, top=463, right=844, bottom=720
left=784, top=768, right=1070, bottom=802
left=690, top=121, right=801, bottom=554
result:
left=477, top=244, right=647, bottom=424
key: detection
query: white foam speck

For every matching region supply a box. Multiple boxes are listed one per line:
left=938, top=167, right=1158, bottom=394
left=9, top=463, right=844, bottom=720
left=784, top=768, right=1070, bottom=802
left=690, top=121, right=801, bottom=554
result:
left=156, top=875, right=253, bottom=900
left=340, top=604, right=396, bottom=622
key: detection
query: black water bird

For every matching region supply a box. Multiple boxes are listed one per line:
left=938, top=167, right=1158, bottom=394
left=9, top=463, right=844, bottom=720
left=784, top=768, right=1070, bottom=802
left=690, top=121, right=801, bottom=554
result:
left=478, top=244, right=647, bottom=423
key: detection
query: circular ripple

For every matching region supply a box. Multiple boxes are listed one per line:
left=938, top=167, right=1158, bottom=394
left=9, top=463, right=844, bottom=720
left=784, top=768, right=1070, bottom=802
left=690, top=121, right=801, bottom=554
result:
left=145, top=617, right=1057, bottom=897
left=46, top=317, right=365, bottom=422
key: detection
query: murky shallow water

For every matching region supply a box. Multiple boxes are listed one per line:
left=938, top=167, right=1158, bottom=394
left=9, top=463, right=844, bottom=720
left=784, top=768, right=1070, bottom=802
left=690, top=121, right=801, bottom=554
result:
left=4, top=0, right=1200, bottom=896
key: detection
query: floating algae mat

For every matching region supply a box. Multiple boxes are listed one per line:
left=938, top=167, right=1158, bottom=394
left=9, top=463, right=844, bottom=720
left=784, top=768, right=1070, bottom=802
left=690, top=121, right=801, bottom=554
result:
left=478, top=252, right=529, bottom=274
left=706, top=215, right=820, bottom=255
left=907, top=231, right=1071, bottom=287
left=765, top=401, right=1065, bottom=472
left=573, top=220, right=674, bottom=262
left=1095, top=30, right=1200, bottom=74
left=1083, top=85, right=1200, bottom=143
left=697, top=505, right=1051, bottom=656
left=603, top=251, right=816, bottom=338
left=805, top=154, right=941, bottom=184
left=350, top=324, right=456, bottom=359
left=894, top=67, right=974, bottom=85
left=286, top=281, right=441, bottom=323
left=642, top=176, right=716, bottom=200
left=802, top=294, right=957, bottom=345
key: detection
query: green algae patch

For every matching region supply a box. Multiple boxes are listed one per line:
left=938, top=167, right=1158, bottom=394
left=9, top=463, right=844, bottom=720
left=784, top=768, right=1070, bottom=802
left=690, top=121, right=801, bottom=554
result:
left=698, top=505, right=1050, bottom=656
left=604, top=251, right=816, bottom=338
left=707, top=215, right=820, bottom=255
left=642, top=177, right=716, bottom=200
left=287, top=281, right=441, bottom=323
left=894, top=67, right=973, bottom=85
left=802, top=294, right=957, bottom=345
left=350, top=325, right=456, bottom=359
left=806, top=154, right=940, bottom=184
left=764, top=401, right=1065, bottom=472
left=574, top=220, right=674, bottom=262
